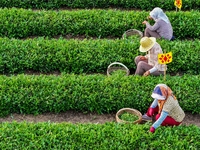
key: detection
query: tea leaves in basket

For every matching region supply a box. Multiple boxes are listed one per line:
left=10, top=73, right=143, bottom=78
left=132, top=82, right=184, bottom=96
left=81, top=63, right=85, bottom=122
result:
left=119, top=112, right=139, bottom=122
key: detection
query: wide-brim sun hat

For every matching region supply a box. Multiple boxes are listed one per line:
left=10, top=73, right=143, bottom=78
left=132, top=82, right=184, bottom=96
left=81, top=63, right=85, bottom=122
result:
left=139, top=37, right=156, bottom=52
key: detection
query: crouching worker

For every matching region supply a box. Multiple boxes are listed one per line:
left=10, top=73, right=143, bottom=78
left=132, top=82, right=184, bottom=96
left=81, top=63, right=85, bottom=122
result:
left=142, top=84, right=185, bottom=133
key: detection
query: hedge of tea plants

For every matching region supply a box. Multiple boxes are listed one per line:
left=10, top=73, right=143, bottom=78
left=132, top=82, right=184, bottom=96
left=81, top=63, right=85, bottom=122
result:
left=0, top=8, right=200, bottom=39
left=0, top=122, right=199, bottom=149
left=0, top=73, right=199, bottom=117
left=0, top=37, right=199, bottom=75
left=0, top=0, right=199, bottom=10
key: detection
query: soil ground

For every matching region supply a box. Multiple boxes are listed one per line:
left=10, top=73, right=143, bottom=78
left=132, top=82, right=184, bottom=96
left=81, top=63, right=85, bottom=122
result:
left=0, top=111, right=200, bottom=127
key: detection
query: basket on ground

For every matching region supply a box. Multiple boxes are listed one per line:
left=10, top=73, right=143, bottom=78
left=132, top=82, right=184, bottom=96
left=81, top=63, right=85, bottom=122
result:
left=107, top=62, right=130, bottom=76
left=116, top=108, right=142, bottom=124
left=122, top=29, right=143, bottom=39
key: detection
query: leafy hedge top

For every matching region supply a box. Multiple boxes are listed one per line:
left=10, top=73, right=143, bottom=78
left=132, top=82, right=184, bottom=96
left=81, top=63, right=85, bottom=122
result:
left=0, top=121, right=200, bottom=149
left=0, top=37, right=199, bottom=75
left=0, top=73, right=199, bottom=117
left=0, top=8, right=200, bottom=39
left=0, top=0, right=199, bottom=11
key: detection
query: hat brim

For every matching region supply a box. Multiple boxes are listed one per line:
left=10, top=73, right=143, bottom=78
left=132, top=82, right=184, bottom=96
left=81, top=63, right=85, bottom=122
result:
left=139, top=37, right=156, bottom=52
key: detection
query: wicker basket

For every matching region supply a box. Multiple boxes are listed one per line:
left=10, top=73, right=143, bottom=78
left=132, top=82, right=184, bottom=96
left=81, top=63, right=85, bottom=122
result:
left=107, top=62, right=130, bottom=76
left=116, top=108, right=142, bottom=124
left=122, top=29, right=143, bottom=39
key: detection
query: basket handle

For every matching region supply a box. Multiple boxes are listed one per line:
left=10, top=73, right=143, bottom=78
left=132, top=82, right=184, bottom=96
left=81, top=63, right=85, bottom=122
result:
left=107, top=62, right=130, bottom=76
left=122, top=29, right=143, bottom=39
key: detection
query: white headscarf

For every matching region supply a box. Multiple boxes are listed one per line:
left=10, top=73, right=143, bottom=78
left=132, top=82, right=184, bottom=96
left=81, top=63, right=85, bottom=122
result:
left=150, top=7, right=170, bottom=23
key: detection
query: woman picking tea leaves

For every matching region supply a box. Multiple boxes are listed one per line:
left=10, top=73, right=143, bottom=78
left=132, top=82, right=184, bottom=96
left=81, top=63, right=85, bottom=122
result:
left=142, top=84, right=185, bottom=133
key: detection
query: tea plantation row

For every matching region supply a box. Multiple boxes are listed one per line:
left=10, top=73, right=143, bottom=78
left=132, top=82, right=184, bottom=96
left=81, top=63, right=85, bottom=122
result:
left=0, top=73, right=199, bottom=117
left=0, top=122, right=199, bottom=149
left=0, top=37, right=199, bottom=75
left=0, top=8, right=200, bottom=39
left=0, top=0, right=199, bottom=10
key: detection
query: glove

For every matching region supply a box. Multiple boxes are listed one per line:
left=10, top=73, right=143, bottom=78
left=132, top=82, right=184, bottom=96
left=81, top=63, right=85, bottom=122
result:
left=149, top=127, right=155, bottom=133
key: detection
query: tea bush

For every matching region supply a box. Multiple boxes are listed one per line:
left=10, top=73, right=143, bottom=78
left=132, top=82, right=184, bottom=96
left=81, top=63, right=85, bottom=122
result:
left=0, top=121, right=199, bottom=149
left=0, top=37, right=199, bottom=75
left=0, top=8, right=200, bottom=39
left=0, top=0, right=199, bottom=10
left=0, top=74, right=199, bottom=117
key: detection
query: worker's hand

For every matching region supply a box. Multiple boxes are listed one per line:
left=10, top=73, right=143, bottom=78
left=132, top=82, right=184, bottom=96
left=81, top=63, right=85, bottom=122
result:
left=147, top=16, right=153, bottom=20
left=139, top=56, right=147, bottom=60
left=143, top=71, right=150, bottom=76
left=149, top=127, right=155, bottom=133
left=142, top=20, right=148, bottom=25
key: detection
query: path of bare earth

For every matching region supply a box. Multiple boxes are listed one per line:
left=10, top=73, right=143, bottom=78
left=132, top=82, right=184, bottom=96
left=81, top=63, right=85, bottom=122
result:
left=0, top=111, right=200, bottom=127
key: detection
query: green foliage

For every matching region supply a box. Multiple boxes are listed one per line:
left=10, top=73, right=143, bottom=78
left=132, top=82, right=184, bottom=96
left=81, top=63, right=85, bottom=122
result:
left=0, top=0, right=200, bottom=11
left=109, top=69, right=128, bottom=76
left=119, top=112, right=138, bottom=122
left=0, top=8, right=200, bottom=39
left=0, top=122, right=199, bottom=149
left=0, top=74, right=199, bottom=117
left=0, top=37, right=199, bottom=75
left=0, top=1, right=199, bottom=148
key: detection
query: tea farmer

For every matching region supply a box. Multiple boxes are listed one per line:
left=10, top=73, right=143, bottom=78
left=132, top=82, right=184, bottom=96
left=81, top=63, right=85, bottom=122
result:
left=134, top=36, right=166, bottom=76
left=142, top=7, right=174, bottom=41
left=142, top=84, right=185, bottom=133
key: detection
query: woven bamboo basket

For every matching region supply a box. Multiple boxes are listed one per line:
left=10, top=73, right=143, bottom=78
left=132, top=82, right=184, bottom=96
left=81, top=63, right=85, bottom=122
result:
left=116, top=108, right=142, bottom=124
left=107, top=62, right=130, bottom=76
left=122, top=29, right=143, bottom=39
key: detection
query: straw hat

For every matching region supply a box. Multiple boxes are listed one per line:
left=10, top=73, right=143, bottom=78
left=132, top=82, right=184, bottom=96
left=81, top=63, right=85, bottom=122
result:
left=139, top=37, right=156, bottom=52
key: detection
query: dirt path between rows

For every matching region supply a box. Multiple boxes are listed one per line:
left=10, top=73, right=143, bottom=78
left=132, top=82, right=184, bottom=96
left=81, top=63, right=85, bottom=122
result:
left=0, top=111, right=200, bottom=127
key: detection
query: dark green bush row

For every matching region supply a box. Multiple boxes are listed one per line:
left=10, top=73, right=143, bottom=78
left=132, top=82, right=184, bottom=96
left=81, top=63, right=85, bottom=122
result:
left=0, top=37, right=199, bottom=75
left=0, top=73, right=199, bottom=117
left=0, top=8, right=200, bottom=39
left=0, top=121, right=199, bottom=149
left=0, top=0, right=199, bottom=11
